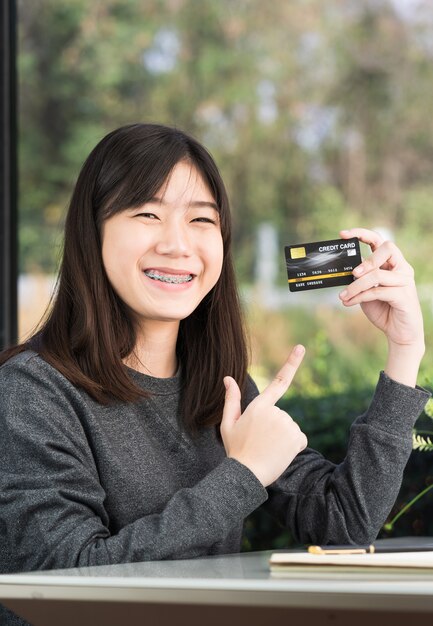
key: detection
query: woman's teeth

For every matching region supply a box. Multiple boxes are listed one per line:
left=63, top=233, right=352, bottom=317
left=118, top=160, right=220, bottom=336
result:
left=144, top=270, right=193, bottom=284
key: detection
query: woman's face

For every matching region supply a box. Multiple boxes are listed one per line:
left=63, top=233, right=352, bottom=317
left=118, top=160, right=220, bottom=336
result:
left=101, top=161, right=224, bottom=331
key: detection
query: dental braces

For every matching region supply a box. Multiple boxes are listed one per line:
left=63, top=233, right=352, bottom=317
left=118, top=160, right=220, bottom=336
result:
left=145, top=270, right=193, bottom=284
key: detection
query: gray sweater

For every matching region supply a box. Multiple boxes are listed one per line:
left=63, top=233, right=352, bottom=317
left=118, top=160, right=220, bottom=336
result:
left=0, top=351, right=430, bottom=574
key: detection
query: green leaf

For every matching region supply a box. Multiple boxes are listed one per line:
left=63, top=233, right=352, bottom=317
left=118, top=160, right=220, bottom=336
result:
left=425, top=398, right=433, bottom=420
left=412, top=432, right=433, bottom=453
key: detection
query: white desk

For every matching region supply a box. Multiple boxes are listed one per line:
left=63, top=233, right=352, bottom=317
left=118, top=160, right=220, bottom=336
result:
left=1, top=550, right=433, bottom=626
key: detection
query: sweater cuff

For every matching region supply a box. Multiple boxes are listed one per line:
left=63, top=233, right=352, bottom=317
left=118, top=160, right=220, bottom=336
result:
left=198, top=457, right=268, bottom=522
left=363, top=370, right=431, bottom=433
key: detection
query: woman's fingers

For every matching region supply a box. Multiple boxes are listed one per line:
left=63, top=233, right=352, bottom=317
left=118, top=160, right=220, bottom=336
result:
left=340, top=227, right=384, bottom=252
left=340, top=268, right=410, bottom=304
left=258, top=344, right=305, bottom=406
left=353, top=241, right=412, bottom=276
left=341, top=285, right=410, bottom=307
left=221, top=345, right=308, bottom=487
left=339, top=237, right=415, bottom=305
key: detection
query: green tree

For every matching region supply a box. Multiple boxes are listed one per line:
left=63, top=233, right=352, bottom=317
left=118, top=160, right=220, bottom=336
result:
left=18, top=0, right=433, bottom=286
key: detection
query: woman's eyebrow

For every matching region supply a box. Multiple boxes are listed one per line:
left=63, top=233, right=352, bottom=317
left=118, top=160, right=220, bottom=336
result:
left=189, top=200, right=219, bottom=211
left=147, top=197, right=219, bottom=211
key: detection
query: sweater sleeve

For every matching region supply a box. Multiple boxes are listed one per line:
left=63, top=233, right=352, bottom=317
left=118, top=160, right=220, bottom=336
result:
left=0, top=358, right=267, bottom=573
left=263, top=371, right=431, bottom=545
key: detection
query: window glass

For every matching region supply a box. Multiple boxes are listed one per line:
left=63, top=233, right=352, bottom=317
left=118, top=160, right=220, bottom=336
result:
left=18, top=0, right=433, bottom=385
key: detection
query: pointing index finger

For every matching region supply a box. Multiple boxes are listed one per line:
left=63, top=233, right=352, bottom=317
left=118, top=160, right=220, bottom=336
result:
left=260, top=345, right=305, bottom=405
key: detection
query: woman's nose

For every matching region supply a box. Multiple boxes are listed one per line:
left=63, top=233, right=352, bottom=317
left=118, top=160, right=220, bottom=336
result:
left=154, top=221, right=192, bottom=257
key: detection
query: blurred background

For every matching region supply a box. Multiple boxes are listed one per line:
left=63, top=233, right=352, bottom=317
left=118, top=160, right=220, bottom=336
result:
left=17, top=0, right=433, bottom=545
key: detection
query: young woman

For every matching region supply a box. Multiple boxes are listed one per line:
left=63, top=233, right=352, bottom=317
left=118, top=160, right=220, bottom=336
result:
left=0, top=123, right=429, bottom=574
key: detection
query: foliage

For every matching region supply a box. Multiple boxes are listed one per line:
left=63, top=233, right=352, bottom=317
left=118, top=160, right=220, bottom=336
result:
left=384, top=392, right=433, bottom=534
left=17, top=0, right=433, bottom=285
left=425, top=398, right=433, bottom=420
left=247, top=302, right=433, bottom=398
left=412, top=434, right=433, bottom=453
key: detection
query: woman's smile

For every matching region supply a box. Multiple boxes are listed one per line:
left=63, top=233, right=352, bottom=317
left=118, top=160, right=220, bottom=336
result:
left=142, top=267, right=195, bottom=289
left=144, top=269, right=193, bottom=284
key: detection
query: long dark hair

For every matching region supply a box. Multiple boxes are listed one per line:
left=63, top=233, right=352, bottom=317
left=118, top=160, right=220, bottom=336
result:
left=1, top=123, right=249, bottom=432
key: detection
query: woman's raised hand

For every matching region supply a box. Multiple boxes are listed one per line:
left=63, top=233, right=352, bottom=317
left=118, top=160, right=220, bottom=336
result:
left=220, top=345, right=308, bottom=487
left=339, top=228, right=425, bottom=387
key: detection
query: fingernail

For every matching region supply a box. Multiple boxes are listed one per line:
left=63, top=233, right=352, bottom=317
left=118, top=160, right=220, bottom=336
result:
left=353, top=265, right=364, bottom=276
left=294, top=344, right=305, bottom=356
left=340, top=290, right=348, bottom=299
left=223, top=377, right=230, bottom=391
left=341, top=229, right=350, bottom=234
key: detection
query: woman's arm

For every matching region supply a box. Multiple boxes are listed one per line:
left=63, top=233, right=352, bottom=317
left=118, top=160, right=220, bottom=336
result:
left=265, top=371, right=430, bottom=545
left=0, top=357, right=267, bottom=573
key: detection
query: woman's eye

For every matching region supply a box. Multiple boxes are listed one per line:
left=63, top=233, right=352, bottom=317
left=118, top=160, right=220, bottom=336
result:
left=191, top=217, right=217, bottom=224
left=136, top=212, right=159, bottom=220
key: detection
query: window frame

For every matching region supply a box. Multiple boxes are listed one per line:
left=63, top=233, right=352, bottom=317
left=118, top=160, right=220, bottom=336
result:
left=0, top=0, right=18, bottom=350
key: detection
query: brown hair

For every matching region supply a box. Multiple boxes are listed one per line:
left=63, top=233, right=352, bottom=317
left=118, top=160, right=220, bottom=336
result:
left=0, top=124, right=249, bottom=433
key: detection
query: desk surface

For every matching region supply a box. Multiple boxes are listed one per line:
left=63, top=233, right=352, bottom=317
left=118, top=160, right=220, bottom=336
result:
left=2, top=550, right=433, bottom=613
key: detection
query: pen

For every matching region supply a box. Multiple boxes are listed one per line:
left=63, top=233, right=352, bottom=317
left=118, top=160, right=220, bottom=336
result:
left=308, top=544, right=433, bottom=555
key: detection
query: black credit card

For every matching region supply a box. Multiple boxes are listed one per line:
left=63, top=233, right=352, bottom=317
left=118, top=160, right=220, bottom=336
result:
left=285, top=237, right=361, bottom=292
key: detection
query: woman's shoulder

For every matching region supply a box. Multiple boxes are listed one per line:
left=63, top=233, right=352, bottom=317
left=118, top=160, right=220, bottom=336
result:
left=0, top=349, right=94, bottom=432
left=1, top=348, right=40, bottom=377
left=0, top=349, right=74, bottom=396
left=1, top=349, right=51, bottom=377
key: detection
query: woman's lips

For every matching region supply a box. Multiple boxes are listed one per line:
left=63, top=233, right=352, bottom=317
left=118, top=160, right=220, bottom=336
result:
left=144, top=269, right=193, bottom=284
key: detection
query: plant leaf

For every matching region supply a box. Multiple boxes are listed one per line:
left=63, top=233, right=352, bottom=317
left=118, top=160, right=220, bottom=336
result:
left=412, top=432, right=433, bottom=452
left=425, top=398, right=433, bottom=420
